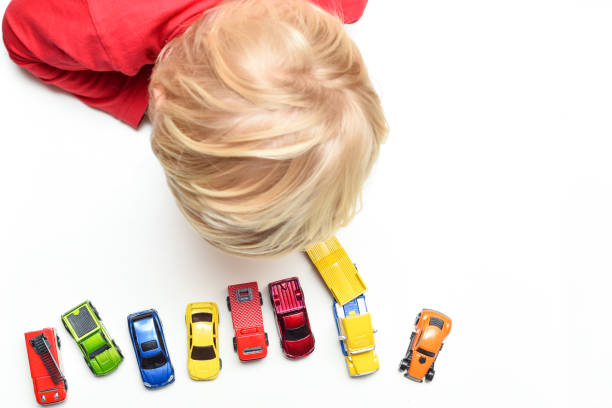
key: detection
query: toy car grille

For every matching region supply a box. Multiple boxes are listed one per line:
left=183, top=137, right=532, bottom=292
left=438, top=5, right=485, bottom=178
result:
left=141, top=340, right=158, bottom=352
left=236, top=288, right=253, bottom=302
left=429, top=317, right=444, bottom=330
left=30, top=334, right=65, bottom=385
left=67, top=306, right=97, bottom=337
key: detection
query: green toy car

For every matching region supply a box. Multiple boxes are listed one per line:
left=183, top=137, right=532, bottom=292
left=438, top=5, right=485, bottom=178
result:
left=61, top=300, right=123, bottom=375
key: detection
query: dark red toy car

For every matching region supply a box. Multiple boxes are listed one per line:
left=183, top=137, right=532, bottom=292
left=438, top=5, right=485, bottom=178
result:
left=24, top=328, right=67, bottom=405
left=268, top=277, right=315, bottom=359
left=227, top=281, right=268, bottom=361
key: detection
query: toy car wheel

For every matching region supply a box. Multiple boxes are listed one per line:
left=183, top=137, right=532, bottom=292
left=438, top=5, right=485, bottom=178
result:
left=84, top=357, right=95, bottom=374
left=399, top=359, right=409, bottom=372
left=425, top=368, right=435, bottom=382
left=265, top=333, right=269, bottom=346
left=226, top=296, right=231, bottom=312
left=62, top=318, right=70, bottom=334
left=259, top=291, right=263, bottom=306
left=220, top=358, right=222, bottom=370
left=56, top=334, right=61, bottom=349
left=233, top=337, right=237, bottom=352
left=63, top=378, right=68, bottom=392
left=90, top=302, right=101, bottom=320
left=414, top=313, right=421, bottom=326
left=113, top=340, right=124, bottom=359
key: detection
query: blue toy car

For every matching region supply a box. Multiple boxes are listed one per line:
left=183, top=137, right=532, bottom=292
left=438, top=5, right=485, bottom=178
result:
left=127, top=309, right=175, bottom=389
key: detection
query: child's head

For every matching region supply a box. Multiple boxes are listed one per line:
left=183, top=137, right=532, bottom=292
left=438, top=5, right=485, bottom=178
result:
left=148, top=0, right=387, bottom=257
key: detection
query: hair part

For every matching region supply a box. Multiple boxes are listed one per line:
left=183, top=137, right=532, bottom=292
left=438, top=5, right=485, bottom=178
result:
left=148, top=0, right=388, bottom=257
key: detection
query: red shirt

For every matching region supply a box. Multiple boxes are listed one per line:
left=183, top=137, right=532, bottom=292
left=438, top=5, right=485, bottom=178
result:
left=2, top=0, right=367, bottom=128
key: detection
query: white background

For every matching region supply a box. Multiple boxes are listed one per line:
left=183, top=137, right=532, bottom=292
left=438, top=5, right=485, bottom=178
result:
left=1, top=1, right=611, bottom=407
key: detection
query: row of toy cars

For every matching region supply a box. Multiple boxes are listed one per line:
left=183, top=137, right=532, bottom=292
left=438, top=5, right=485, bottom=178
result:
left=23, top=277, right=316, bottom=404
left=23, top=237, right=453, bottom=404
left=306, top=237, right=453, bottom=381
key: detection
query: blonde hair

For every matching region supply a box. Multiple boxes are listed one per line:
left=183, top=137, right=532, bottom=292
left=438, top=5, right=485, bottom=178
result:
left=148, top=0, right=388, bottom=257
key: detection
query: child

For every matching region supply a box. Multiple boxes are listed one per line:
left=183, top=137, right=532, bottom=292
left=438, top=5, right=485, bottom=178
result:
left=2, top=0, right=388, bottom=257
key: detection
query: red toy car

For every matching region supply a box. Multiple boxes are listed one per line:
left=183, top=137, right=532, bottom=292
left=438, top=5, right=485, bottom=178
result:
left=24, top=328, right=68, bottom=405
left=227, top=281, right=268, bottom=361
left=268, top=277, right=315, bottom=359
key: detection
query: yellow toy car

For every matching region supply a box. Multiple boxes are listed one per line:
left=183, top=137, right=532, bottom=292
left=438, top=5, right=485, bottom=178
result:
left=306, top=237, right=367, bottom=305
left=333, top=295, right=379, bottom=376
left=185, top=302, right=221, bottom=380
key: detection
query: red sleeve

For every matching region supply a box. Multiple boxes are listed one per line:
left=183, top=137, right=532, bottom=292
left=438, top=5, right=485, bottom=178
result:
left=311, top=0, right=368, bottom=24
left=2, top=0, right=150, bottom=128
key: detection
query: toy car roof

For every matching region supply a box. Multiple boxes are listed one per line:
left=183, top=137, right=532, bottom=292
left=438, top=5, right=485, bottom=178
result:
left=64, top=305, right=99, bottom=339
left=227, top=282, right=263, bottom=330
left=306, top=236, right=367, bottom=305
left=29, top=332, right=65, bottom=385
left=269, top=277, right=306, bottom=315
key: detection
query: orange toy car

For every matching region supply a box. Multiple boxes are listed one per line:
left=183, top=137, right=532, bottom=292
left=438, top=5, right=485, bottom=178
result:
left=399, top=309, right=451, bottom=382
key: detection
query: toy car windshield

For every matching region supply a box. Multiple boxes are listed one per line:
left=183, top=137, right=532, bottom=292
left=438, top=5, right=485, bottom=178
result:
left=192, top=346, right=216, bottom=360
left=285, top=324, right=311, bottom=341
left=141, top=353, right=168, bottom=370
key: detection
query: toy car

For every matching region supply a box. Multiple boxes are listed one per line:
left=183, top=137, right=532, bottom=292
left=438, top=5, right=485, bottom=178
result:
left=186, top=302, right=221, bottom=380
left=25, top=328, right=67, bottom=404
left=268, top=277, right=315, bottom=359
left=227, top=281, right=268, bottom=361
left=127, top=309, right=175, bottom=388
left=306, top=236, right=367, bottom=305
left=399, top=309, right=452, bottom=382
left=61, top=300, right=123, bottom=375
left=333, top=294, right=379, bottom=376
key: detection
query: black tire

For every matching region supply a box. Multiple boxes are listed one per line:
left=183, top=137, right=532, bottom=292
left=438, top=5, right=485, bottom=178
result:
left=90, top=302, right=101, bottom=320
left=62, top=318, right=70, bottom=334
left=56, top=335, right=61, bottom=349
left=226, top=296, right=231, bottom=312
left=85, top=357, right=95, bottom=375
left=259, top=291, right=263, bottom=306
left=219, top=358, right=222, bottom=370
left=265, top=333, right=269, bottom=346
left=63, top=378, right=68, bottom=392
left=399, top=360, right=409, bottom=372
left=233, top=337, right=237, bottom=352
left=425, top=368, right=435, bottom=382
left=113, top=340, right=124, bottom=359
left=414, top=312, right=421, bottom=326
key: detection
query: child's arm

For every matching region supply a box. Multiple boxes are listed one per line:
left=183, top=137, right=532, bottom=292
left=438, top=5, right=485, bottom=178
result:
left=2, top=0, right=150, bottom=128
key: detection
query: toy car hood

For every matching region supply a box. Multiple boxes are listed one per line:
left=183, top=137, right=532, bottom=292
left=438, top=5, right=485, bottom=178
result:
left=285, top=335, right=314, bottom=357
left=91, top=349, right=121, bottom=374
left=141, top=361, right=174, bottom=388
left=346, top=350, right=379, bottom=376
left=342, top=313, right=375, bottom=352
left=189, top=357, right=220, bottom=380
